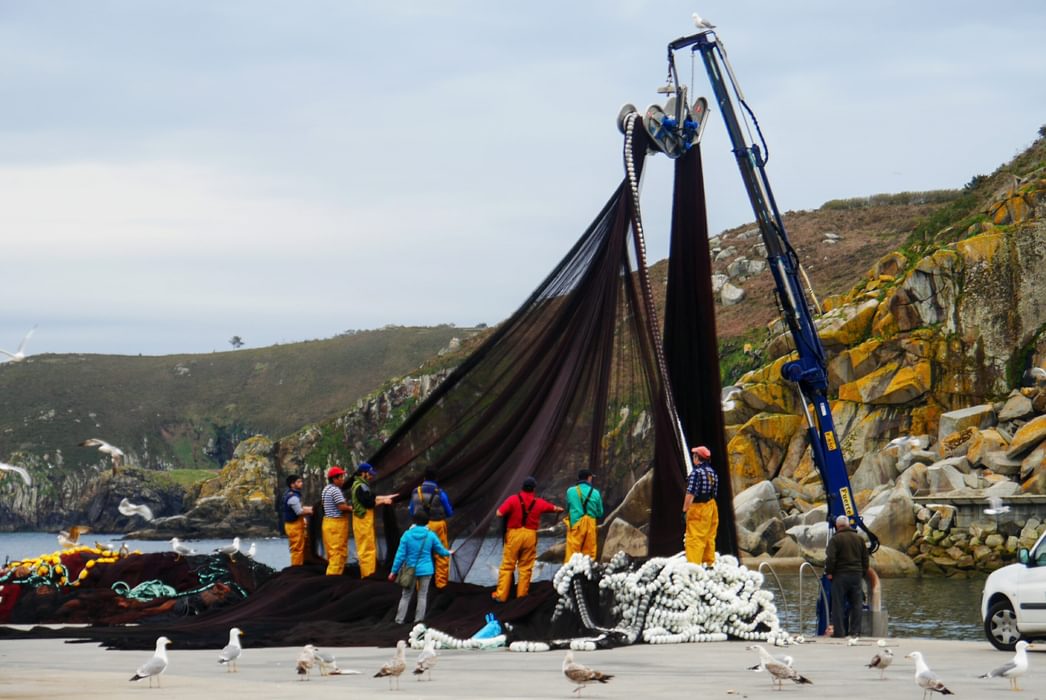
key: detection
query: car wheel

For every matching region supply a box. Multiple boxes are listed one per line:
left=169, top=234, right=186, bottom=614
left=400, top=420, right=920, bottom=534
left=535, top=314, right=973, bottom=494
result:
left=985, top=599, right=1020, bottom=651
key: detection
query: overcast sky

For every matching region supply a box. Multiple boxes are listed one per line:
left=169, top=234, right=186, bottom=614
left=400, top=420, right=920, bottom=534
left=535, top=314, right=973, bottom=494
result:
left=1, top=1, right=1042, bottom=357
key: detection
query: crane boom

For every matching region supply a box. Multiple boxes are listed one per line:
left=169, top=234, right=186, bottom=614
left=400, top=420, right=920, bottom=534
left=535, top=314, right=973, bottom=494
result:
left=644, top=29, right=879, bottom=553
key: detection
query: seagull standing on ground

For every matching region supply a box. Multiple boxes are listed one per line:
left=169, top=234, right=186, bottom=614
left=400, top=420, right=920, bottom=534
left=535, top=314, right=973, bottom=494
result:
left=215, top=537, right=241, bottom=559
left=118, top=497, right=154, bottom=521
left=905, top=652, right=954, bottom=698
left=0, top=326, right=36, bottom=363
left=867, top=647, right=893, bottom=679
left=562, top=650, right=613, bottom=696
left=170, top=537, right=196, bottom=558
left=979, top=640, right=1031, bottom=691
left=218, top=627, right=244, bottom=672
left=0, top=462, right=31, bottom=486
left=130, top=636, right=171, bottom=687
left=413, top=637, right=438, bottom=680
left=374, top=640, right=407, bottom=690
left=296, top=645, right=316, bottom=680
left=747, top=644, right=813, bottom=690
left=78, top=438, right=125, bottom=474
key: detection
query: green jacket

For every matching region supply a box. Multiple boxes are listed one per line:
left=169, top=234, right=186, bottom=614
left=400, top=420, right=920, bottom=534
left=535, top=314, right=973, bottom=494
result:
left=565, top=482, right=604, bottom=526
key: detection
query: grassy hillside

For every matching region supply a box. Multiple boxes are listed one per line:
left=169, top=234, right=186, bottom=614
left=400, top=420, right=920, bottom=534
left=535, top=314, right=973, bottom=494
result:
left=0, top=325, right=475, bottom=470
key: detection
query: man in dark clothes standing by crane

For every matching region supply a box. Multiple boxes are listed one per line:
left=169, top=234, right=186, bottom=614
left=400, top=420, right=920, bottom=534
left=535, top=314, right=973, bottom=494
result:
left=825, top=514, right=870, bottom=637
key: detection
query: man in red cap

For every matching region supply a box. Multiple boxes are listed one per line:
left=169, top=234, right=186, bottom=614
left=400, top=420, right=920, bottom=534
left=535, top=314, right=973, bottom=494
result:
left=321, top=466, right=351, bottom=575
left=682, top=445, right=719, bottom=565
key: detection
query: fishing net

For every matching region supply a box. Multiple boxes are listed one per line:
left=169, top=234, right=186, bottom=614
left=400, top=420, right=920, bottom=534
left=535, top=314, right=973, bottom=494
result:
left=0, top=118, right=738, bottom=648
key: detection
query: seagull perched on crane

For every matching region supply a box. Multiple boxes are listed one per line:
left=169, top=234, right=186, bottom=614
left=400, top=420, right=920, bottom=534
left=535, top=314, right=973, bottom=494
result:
left=692, top=12, right=716, bottom=30
left=0, top=326, right=36, bottom=363
left=78, top=438, right=125, bottom=474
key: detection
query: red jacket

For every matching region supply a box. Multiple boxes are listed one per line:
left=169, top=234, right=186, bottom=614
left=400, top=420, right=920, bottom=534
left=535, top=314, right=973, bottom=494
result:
left=497, top=492, right=558, bottom=530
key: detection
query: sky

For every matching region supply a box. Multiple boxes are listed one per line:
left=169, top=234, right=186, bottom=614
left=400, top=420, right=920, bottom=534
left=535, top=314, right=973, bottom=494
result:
left=1, top=1, right=1043, bottom=357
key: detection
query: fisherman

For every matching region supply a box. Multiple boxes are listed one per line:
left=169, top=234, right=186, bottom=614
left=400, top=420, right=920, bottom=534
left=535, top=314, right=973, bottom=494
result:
left=564, top=469, right=604, bottom=561
left=408, top=467, right=454, bottom=588
left=320, top=466, right=351, bottom=575
left=350, top=462, right=394, bottom=578
left=682, top=445, right=719, bottom=565
left=492, top=476, right=564, bottom=602
left=282, top=474, right=313, bottom=566
left=825, top=514, right=870, bottom=637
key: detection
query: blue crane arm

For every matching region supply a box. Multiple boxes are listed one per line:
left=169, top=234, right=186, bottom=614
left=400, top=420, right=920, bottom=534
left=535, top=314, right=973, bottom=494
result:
left=666, top=31, right=879, bottom=552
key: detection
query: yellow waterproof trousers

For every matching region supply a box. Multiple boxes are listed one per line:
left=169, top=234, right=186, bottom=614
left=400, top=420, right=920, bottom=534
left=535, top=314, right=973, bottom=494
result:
left=564, top=515, right=598, bottom=562
left=493, top=527, right=537, bottom=602
left=352, top=508, right=377, bottom=578
left=685, top=500, right=719, bottom=565
left=428, top=519, right=450, bottom=588
left=322, top=516, right=349, bottom=575
left=284, top=517, right=307, bottom=566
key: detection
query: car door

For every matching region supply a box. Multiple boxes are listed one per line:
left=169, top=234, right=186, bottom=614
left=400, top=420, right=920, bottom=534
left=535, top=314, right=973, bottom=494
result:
left=1018, top=534, right=1046, bottom=632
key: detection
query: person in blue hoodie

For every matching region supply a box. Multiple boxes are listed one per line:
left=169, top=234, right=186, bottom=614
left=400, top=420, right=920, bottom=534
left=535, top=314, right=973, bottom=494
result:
left=388, top=511, right=453, bottom=625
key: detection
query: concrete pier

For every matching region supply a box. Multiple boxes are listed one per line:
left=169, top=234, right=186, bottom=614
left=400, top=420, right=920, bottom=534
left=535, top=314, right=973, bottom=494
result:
left=0, top=634, right=1040, bottom=699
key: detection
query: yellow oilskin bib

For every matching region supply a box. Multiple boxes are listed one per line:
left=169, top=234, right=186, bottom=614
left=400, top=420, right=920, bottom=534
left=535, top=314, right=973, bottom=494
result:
left=352, top=508, right=377, bottom=578
left=564, top=515, right=597, bottom=562
left=684, top=500, right=719, bottom=565
left=427, top=519, right=450, bottom=588
left=492, top=527, right=537, bottom=602
left=284, top=517, right=307, bottom=566
left=322, top=516, right=349, bottom=575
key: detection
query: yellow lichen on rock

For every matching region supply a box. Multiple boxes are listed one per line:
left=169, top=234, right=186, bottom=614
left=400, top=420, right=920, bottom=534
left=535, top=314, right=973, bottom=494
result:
left=727, top=412, right=803, bottom=494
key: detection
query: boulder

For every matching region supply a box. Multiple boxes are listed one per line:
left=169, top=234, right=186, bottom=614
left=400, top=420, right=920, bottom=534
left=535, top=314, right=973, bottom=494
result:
left=600, top=518, right=648, bottom=561
left=870, top=545, right=919, bottom=577
left=733, top=480, right=781, bottom=531
left=938, top=405, right=996, bottom=443
left=754, top=517, right=788, bottom=554
left=968, top=429, right=1010, bottom=467
left=998, top=393, right=1034, bottom=421
left=860, top=484, right=917, bottom=549
left=980, top=450, right=1023, bottom=477
left=727, top=413, right=803, bottom=493
left=602, top=470, right=652, bottom=527
left=1007, top=414, right=1046, bottom=459
left=850, top=449, right=900, bottom=492
left=925, top=460, right=967, bottom=494
left=721, top=282, right=746, bottom=306
left=786, top=521, right=830, bottom=565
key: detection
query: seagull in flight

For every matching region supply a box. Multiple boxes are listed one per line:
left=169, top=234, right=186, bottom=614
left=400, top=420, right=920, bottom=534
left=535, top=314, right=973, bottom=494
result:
left=58, top=525, right=91, bottom=549
left=979, top=640, right=1031, bottom=691
left=985, top=495, right=1011, bottom=516
left=0, top=326, right=36, bottom=363
left=692, top=12, right=716, bottom=30
left=118, top=498, right=154, bottom=521
left=0, top=462, right=32, bottom=486
left=78, top=438, right=125, bottom=474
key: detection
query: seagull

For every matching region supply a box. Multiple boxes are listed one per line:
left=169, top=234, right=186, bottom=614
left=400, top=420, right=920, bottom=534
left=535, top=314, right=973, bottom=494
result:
left=296, top=644, right=316, bottom=680
left=747, top=644, right=812, bottom=690
left=747, top=655, right=792, bottom=672
left=245, top=542, right=257, bottom=559
left=692, top=12, right=715, bottom=30
left=1024, top=366, right=1046, bottom=385
left=214, top=536, right=241, bottom=559
left=0, top=326, right=36, bottom=363
left=170, top=537, right=197, bottom=558
left=311, top=646, right=360, bottom=676
left=905, top=651, right=954, bottom=699
left=118, top=497, right=154, bottom=521
left=985, top=495, right=1011, bottom=517
left=374, top=640, right=407, bottom=690
left=130, top=636, right=171, bottom=687
left=867, top=647, right=893, bottom=680
left=57, top=525, right=90, bottom=549
left=979, top=640, right=1031, bottom=691
left=118, top=542, right=130, bottom=557
left=0, top=462, right=31, bottom=486
left=562, top=650, right=613, bottom=696
left=413, top=637, right=438, bottom=681
left=78, top=438, right=125, bottom=474
left=218, top=627, right=243, bottom=672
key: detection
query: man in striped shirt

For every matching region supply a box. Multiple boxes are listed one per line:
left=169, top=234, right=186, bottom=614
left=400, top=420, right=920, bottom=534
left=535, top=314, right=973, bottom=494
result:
left=321, top=466, right=352, bottom=575
left=682, top=445, right=719, bottom=565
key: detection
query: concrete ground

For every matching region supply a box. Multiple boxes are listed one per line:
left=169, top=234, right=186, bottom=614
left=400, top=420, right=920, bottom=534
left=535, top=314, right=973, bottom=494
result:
left=0, top=635, right=1041, bottom=699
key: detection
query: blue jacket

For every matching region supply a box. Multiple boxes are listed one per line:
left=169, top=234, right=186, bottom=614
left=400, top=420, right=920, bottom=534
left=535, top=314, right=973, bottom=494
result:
left=391, top=524, right=451, bottom=578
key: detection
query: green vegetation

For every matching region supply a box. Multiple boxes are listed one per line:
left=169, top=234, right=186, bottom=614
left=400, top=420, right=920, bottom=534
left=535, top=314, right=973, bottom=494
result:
left=821, top=189, right=960, bottom=211
left=0, top=325, right=473, bottom=471
left=153, top=468, right=221, bottom=488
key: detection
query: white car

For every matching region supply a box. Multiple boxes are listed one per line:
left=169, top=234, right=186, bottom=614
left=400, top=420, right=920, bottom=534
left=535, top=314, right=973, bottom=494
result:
left=981, top=530, right=1046, bottom=650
